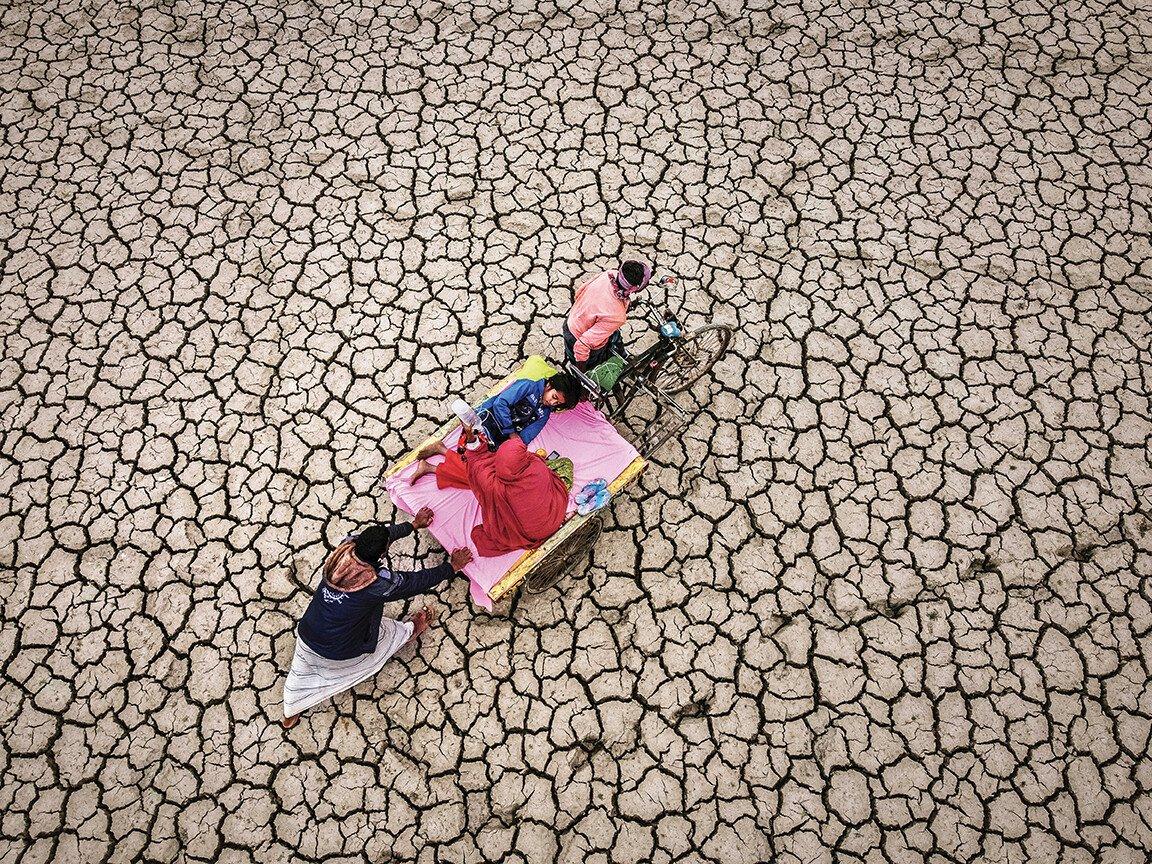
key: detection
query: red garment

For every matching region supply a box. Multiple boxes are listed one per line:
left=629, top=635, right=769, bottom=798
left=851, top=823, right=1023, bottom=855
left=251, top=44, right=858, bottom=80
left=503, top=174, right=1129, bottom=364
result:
left=436, top=437, right=568, bottom=557
left=435, top=428, right=490, bottom=489
left=435, top=449, right=470, bottom=490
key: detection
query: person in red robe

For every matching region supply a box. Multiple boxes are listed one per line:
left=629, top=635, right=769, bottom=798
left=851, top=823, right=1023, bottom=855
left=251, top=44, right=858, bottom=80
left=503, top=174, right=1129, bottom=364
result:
left=410, top=435, right=569, bottom=557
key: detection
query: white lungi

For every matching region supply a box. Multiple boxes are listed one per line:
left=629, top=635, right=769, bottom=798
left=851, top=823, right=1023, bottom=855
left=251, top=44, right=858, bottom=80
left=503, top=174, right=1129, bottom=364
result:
left=281, top=617, right=414, bottom=718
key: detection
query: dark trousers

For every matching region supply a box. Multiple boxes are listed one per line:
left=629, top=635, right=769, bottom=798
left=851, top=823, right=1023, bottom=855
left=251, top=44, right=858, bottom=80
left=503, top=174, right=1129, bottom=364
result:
left=562, top=323, right=626, bottom=369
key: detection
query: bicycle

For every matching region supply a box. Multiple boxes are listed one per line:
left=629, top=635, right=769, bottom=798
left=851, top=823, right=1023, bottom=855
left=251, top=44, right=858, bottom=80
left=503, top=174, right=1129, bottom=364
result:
left=562, top=275, right=734, bottom=457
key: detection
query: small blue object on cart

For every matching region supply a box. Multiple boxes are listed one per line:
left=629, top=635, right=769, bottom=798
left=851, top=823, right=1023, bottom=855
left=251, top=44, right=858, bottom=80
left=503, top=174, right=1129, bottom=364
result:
left=575, top=478, right=611, bottom=515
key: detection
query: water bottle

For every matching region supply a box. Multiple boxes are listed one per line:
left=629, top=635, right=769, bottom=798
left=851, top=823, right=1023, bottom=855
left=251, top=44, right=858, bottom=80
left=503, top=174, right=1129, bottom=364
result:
left=449, top=398, right=485, bottom=453
left=450, top=398, right=481, bottom=429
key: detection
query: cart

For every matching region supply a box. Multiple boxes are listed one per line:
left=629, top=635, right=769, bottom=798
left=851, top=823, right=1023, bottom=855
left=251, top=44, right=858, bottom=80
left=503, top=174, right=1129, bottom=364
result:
left=382, top=282, right=732, bottom=607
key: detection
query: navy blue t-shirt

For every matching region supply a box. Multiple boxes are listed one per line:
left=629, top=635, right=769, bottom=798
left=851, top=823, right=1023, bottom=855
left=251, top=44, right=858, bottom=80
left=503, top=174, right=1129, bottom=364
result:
left=297, top=523, right=454, bottom=661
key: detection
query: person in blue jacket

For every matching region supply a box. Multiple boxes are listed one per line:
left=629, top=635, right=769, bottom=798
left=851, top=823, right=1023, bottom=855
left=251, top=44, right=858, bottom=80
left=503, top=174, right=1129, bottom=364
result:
left=410, top=373, right=580, bottom=488
left=475, top=372, right=584, bottom=448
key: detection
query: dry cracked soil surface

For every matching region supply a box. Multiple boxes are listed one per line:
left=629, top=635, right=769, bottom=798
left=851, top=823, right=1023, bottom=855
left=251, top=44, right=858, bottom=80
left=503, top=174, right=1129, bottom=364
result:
left=2, top=0, right=1152, bottom=862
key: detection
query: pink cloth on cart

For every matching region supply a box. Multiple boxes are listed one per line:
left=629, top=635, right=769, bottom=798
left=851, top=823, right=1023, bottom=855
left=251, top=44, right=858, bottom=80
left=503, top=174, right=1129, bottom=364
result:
left=386, top=402, right=640, bottom=609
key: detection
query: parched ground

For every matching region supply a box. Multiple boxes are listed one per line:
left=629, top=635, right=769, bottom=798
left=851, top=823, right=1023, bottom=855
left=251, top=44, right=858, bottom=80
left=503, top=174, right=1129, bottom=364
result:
left=2, top=0, right=1151, bottom=861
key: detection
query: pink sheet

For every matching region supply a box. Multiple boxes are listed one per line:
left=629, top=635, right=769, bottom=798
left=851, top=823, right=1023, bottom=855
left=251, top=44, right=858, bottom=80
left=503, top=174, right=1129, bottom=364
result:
left=386, top=402, right=640, bottom=608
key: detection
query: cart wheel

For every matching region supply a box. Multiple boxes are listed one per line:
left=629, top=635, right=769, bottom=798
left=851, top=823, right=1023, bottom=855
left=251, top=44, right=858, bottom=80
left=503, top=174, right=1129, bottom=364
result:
left=652, top=324, right=733, bottom=395
left=525, top=516, right=604, bottom=594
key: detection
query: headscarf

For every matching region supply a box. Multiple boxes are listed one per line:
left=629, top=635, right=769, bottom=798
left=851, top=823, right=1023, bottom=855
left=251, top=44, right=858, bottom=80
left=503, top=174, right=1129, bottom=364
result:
left=322, top=541, right=379, bottom=592
left=613, top=260, right=652, bottom=300
left=495, top=437, right=534, bottom=481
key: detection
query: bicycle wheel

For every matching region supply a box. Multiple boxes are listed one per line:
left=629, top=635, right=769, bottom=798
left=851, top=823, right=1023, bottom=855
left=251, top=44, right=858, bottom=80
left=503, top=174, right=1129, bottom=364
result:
left=524, top=516, right=604, bottom=594
left=652, top=324, right=733, bottom=395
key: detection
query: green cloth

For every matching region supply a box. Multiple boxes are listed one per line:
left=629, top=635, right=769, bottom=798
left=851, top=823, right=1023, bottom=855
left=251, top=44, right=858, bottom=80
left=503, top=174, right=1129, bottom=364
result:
left=547, top=457, right=574, bottom=490
left=587, top=356, right=626, bottom=391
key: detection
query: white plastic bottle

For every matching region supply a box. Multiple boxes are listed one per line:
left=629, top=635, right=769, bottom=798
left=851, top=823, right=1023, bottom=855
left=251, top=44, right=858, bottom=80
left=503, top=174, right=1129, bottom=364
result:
left=450, top=398, right=481, bottom=428
left=449, top=398, right=486, bottom=452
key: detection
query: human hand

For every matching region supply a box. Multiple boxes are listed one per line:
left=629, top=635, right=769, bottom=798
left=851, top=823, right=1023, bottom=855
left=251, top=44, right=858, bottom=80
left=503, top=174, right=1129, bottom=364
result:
left=449, top=548, right=474, bottom=572
left=412, top=507, right=434, bottom=530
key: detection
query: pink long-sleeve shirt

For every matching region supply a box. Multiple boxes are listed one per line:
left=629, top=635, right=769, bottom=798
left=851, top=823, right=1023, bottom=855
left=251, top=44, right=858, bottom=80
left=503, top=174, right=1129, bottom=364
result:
left=566, top=271, right=628, bottom=362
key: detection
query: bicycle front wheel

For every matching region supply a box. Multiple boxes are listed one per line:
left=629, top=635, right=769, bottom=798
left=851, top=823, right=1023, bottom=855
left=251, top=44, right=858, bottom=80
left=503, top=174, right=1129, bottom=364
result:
left=652, top=325, right=733, bottom=395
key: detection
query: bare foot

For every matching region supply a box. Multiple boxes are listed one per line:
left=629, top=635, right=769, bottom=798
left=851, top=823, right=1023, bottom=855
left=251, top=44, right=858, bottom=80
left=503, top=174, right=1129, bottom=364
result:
left=415, top=440, right=447, bottom=460
left=404, top=607, right=436, bottom=646
left=410, top=459, right=437, bottom=483
left=281, top=714, right=301, bottom=729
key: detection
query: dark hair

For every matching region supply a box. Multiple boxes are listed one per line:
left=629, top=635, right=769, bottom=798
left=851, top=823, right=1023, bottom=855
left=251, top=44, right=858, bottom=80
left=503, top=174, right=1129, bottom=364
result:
left=354, top=526, right=391, bottom=562
left=621, top=260, right=647, bottom=287
left=547, top=372, right=584, bottom=408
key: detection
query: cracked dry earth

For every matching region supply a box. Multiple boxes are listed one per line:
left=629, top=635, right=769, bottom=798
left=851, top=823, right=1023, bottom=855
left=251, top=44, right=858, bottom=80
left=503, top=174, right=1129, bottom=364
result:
left=2, top=0, right=1152, bottom=862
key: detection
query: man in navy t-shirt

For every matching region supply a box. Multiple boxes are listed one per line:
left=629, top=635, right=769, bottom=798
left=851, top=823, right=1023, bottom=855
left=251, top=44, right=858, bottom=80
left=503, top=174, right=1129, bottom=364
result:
left=295, top=507, right=473, bottom=662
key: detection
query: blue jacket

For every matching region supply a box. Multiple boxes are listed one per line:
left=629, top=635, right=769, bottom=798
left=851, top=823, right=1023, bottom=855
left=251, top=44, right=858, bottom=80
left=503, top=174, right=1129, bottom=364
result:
left=297, top=523, right=454, bottom=661
left=477, top=378, right=550, bottom=447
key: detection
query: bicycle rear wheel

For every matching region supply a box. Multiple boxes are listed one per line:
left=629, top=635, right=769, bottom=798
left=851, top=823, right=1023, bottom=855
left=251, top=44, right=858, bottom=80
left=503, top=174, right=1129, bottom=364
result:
left=652, top=324, right=733, bottom=394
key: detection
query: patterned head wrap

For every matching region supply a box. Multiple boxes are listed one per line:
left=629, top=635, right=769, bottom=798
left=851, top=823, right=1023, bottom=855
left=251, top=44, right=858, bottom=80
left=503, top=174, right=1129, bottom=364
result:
left=613, top=260, right=652, bottom=300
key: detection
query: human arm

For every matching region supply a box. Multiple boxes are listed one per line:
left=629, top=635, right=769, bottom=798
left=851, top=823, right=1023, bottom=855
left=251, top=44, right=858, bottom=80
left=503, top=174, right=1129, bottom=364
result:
left=347, top=522, right=414, bottom=546
left=380, top=561, right=455, bottom=602
left=573, top=311, right=626, bottom=363
left=359, top=560, right=453, bottom=603
left=571, top=328, right=593, bottom=363
left=367, top=548, right=475, bottom=602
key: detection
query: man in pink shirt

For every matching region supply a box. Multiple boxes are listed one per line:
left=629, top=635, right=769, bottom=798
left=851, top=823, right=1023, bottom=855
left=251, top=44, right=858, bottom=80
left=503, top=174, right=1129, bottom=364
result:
left=563, top=259, right=652, bottom=371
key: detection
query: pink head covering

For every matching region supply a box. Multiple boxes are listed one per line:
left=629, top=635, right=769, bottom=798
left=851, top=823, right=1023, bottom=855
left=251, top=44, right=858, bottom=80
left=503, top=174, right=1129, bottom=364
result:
left=614, top=260, right=652, bottom=299
left=323, top=541, right=378, bottom=592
